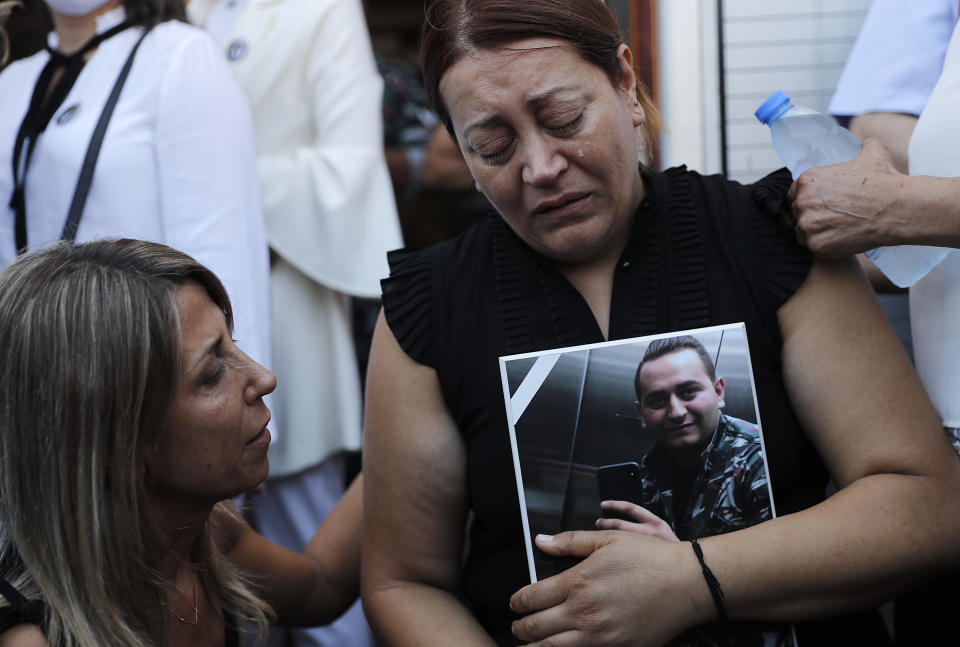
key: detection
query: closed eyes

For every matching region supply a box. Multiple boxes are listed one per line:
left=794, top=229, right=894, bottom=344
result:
left=546, top=112, right=584, bottom=137
left=474, top=112, right=585, bottom=165
left=202, top=362, right=226, bottom=387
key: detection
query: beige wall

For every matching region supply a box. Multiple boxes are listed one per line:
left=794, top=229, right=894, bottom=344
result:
left=657, top=0, right=872, bottom=181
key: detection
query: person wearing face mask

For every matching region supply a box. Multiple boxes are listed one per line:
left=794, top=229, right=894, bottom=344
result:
left=0, top=0, right=271, bottom=382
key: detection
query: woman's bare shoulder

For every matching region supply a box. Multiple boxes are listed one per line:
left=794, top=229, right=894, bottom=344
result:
left=0, top=625, right=48, bottom=647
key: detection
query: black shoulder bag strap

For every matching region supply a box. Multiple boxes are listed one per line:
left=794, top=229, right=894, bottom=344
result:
left=9, top=20, right=132, bottom=255
left=0, top=576, right=27, bottom=608
left=60, top=24, right=153, bottom=244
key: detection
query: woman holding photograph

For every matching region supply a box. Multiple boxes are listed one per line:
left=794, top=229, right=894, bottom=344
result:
left=360, top=1, right=960, bottom=646
left=0, top=240, right=360, bottom=647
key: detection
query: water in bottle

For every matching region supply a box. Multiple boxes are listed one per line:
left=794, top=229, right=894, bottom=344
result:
left=755, top=90, right=951, bottom=288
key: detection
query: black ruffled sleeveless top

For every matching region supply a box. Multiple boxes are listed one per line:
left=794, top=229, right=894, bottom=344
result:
left=381, top=166, right=891, bottom=646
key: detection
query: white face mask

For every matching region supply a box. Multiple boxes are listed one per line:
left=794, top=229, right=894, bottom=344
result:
left=45, top=0, right=113, bottom=17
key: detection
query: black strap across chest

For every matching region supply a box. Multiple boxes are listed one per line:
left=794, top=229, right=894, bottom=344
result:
left=0, top=577, right=27, bottom=608
left=9, top=21, right=150, bottom=255
left=0, top=576, right=48, bottom=638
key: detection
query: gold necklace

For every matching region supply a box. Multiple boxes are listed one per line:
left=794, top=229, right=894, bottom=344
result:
left=162, top=573, right=199, bottom=626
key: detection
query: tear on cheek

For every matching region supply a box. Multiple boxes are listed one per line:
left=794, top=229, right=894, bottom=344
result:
left=578, top=148, right=584, bottom=158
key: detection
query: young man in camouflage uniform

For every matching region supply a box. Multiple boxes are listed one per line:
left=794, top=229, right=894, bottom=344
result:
left=605, top=336, right=792, bottom=646
left=630, top=335, right=771, bottom=542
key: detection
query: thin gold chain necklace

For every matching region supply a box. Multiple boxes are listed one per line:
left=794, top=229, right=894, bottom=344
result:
left=162, top=573, right=199, bottom=625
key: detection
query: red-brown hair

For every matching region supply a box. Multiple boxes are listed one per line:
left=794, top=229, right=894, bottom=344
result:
left=421, top=0, right=662, bottom=151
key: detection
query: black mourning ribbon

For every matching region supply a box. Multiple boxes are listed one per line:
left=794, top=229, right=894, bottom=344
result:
left=9, top=20, right=131, bottom=255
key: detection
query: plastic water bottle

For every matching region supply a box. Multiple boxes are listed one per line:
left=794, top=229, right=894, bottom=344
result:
left=755, top=90, right=952, bottom=288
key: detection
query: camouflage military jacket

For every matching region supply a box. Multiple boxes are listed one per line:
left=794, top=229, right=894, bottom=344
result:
left=638, top=415, right=792, bottom=646
left=637, top=414, right=771, bottom=541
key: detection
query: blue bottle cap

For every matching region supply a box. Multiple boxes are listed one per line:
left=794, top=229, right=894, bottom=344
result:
left=755, top=90, right=792, bottom=124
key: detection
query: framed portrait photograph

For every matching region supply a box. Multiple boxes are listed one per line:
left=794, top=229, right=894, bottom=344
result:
left=499, top=322, right=798, bottom=647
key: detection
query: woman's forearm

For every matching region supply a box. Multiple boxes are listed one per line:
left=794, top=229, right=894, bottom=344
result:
left=702, top=469, right=960, bottom=623
left=738, top=256, right=960, bottom=617
left=886, top=174, right=960, bottom=248
left=528, top=467, right=960, bottom=644
left=513, top=465, right=960, bottom=646
left=298, top=474, right=364, bottom=622
left=364, top=580, right=498, bottom=647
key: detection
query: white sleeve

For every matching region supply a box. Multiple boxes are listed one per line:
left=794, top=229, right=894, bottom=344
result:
left=256, top=0, right=402, bottom=298
left=154, top=28, right=271, bottom=373
left=829, top=0, right=959, bottom=117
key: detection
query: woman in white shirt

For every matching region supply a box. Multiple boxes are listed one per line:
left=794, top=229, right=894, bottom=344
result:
left=0, top=0, right=270, bottom=373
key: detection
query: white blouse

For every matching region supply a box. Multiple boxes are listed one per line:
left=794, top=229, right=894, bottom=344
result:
left=191, top=0, right=401, bottom=297
left=188, top=0, right=403, bottom=475
left=908, top=18, right=960, bottom=429
left=0, top=15, right=271, bottom=373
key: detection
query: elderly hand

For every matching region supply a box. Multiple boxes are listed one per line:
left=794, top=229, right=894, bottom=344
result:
left=509, top=531, right=708, bottom=647
left=788, top=138, right=906, bottom=257
left=595, top=501, right=680, bottom=542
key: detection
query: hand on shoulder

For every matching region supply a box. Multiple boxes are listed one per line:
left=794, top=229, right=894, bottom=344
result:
left=788, top=138, right=903, bottom=257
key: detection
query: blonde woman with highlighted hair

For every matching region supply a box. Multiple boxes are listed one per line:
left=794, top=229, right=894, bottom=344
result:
left=0, top=239, right=362, bottom=647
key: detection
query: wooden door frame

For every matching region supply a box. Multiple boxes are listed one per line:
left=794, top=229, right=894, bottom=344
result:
left=629, top=0, right=660, bottom=168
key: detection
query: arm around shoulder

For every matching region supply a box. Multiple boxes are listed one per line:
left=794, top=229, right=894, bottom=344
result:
left=212, top=481, right=361, bottom=627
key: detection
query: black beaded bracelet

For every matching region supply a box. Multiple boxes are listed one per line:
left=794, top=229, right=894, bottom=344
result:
left=690, top=539, right=728, bottom=629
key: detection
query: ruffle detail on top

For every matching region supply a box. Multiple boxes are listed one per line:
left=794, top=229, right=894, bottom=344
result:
left=621, top=175, right=661, bottom=337
left=663, top=166, right=710, bottom=330
left=538, top=261, right=593, bottom=348
left=489, top=165, right=716, bottom=349
left=381, top=247, right=435, bottom=367
left=490, top=220, right=538, bottom=355
left=491, top=217, right=609, bottom=353
left=750, top=168, right=813, bottom=308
